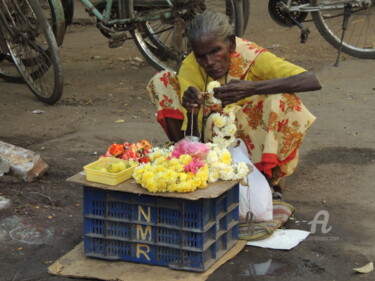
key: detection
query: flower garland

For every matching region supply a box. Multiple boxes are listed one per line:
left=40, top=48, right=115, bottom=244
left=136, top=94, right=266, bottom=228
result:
left=132, top=81, right=250, bottom=193
left=205, top=142, right=249, bottom=183
left=206, top=81, right=241, bottom=148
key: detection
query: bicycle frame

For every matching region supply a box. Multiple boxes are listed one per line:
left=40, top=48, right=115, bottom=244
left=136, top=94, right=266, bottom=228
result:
left=282, top=0, right=373, bottom=13
left=78, top=0, right=174, bottom=25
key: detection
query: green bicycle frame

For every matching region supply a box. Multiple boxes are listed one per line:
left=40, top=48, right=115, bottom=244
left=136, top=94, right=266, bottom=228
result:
left=49, top=0, right=66, bottom=46
left=78, top=0, right=174, bottom=25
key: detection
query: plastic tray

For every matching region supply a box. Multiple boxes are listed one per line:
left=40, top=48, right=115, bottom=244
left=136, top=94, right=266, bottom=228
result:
left=83, top=158, right=137, bottom=186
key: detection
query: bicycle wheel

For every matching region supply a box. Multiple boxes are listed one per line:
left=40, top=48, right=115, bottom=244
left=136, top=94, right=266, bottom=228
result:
left=0, top=0, right=65, bottom=84
left=0, top=54, right=24, bottom=83
left=0, top=0, right=63, bottom=104
left=242, top=0, right=250, bottom=33
left=40, top=0, right=66, bottom=46
left=131, top=0, right=245, bottom=72
left=311, top=0, right=375, bottom=59
left=0, top=36, right=24, bottom=83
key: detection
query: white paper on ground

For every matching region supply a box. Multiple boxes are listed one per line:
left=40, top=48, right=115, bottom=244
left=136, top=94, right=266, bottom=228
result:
left=246, top=229, right=310, bottom=250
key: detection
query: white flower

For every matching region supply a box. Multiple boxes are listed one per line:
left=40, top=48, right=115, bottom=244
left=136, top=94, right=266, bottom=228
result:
left=213, top=126, right=225, bottom=137
left=207, top=81, right=221, bottom=93
left=212, top=136, right=228, bottom=148
left=221, top=123, right=237, bottom=136
left=236, top=162, right=250, bottom=177
left=212, top=113, right=228, bottom=128
left=205, top=81, right=222, bottom=106
left=206, top=150, right=219, bottom=163
left=220, top=165, right=235, bottom=180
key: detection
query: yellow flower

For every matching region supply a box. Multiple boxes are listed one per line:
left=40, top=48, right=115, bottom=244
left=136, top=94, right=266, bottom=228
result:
left=169, top=157, right=180, bottom=167
left=143, top=171, right=154, bottom=181
left=176, top=181, right=195, bottom=192
left=186, top=172, right=195, bottom=180
left=178, top=172, right=188, bottom=183
left=179, top=154, right=192, bottom=165
left=167, top=182, right=177, bottom=192
left=145, top=178, right=157, bottom=191
left=220, top=149, right=232, bottom=165
left=164, top=170, right=178, bottom=183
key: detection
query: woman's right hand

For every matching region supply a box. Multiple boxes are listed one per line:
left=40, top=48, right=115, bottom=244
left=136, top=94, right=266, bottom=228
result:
left=182, top=86, right=203, bottom=114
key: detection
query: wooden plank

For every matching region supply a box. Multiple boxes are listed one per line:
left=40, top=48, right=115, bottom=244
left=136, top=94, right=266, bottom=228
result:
left=67, top=172, right=238, bottom=200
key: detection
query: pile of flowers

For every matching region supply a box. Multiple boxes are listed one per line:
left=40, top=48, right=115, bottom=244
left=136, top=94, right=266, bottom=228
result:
left=101, top=140, right=151, bottom=163
left=133, top=139, right=249, bottom=193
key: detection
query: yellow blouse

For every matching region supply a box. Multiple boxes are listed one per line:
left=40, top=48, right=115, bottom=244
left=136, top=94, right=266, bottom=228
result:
left=177, top=38, right=307, bottom=130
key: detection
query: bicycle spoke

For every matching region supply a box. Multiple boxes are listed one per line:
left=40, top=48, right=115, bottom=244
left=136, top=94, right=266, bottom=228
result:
left=312, top=0, right=375, bottom=58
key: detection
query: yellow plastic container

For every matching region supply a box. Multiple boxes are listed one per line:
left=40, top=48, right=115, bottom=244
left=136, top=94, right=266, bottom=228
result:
left=84, top=157, right=137, bottom=186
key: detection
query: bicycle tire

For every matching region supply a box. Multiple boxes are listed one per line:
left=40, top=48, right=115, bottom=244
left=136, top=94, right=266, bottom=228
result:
left=0, top=0, right=63, bottom=104
left=311, top=0, right=375, bottom=59
left=0, top=38, right=24, bottom=83
left=41, top=0, right=66, bottom=46
left=131, top=0, right=245, bottom=72
left=242, top=0, right=250, bottom=33
left=0, top=0, right=65, bottom=84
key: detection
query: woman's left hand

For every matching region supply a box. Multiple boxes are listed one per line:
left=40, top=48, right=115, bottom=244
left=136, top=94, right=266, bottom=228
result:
left=213, top=79, right=254, bottom=106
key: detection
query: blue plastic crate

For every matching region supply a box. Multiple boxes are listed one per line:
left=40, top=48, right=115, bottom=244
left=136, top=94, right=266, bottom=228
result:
left=83, top=183, right=239, bottom=272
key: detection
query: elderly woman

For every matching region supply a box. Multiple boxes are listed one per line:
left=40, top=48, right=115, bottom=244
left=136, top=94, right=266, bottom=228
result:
left=147, top=11, right=321, bottom=191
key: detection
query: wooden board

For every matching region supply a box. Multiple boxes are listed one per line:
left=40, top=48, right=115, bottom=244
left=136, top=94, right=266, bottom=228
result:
left=67, top=172, right=239, bottom=200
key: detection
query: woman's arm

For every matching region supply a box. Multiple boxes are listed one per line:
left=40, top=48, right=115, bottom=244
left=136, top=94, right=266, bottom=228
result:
left=214, top=71, right=321, bottom=106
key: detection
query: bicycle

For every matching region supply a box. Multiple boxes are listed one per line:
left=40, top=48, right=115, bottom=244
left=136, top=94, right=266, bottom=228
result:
left=267, top=0, right=375, bottom=61
left=62, top=0, right=249, bottom=72
left=60, top=0, right=373, bottom=71
left=0, top=0, right=247, bottom=104
left=0, top=0, right=65, bottom=104
left=0, top=0, right=66, bottom=84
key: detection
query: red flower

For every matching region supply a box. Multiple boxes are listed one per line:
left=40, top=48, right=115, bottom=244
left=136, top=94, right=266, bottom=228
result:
left=139, top=156, right=149, bottom=163
left=108, top=143, right=124, bottom=157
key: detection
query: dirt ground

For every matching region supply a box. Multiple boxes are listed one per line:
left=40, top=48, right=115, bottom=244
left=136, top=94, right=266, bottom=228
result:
left=1, top=0, right=374, bottom=280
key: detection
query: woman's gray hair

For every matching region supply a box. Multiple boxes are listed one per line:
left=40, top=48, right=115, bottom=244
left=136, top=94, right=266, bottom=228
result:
left=185, top=10, right=234, bottom=43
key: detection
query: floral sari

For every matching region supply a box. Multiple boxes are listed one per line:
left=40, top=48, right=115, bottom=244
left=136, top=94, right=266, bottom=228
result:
left=147, top=38, right=316, bottom=184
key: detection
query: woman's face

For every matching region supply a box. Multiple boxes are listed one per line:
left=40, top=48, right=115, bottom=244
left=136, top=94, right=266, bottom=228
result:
left=191, top=35, right=235, bottom=80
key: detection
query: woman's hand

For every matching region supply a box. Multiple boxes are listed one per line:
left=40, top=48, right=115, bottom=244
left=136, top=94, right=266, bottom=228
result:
left=214, top=79, right=254, bottom=106
left=213, top=72, right=322, bottom=107
left=182, top=86, right=203, bottom=114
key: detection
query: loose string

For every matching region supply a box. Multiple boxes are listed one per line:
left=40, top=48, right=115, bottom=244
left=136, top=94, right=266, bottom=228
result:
left=184, top=110, right=201, bottom=140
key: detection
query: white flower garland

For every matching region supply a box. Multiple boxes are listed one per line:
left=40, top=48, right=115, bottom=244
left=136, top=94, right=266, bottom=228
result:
left=206, top=81, right=241, bottom=149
